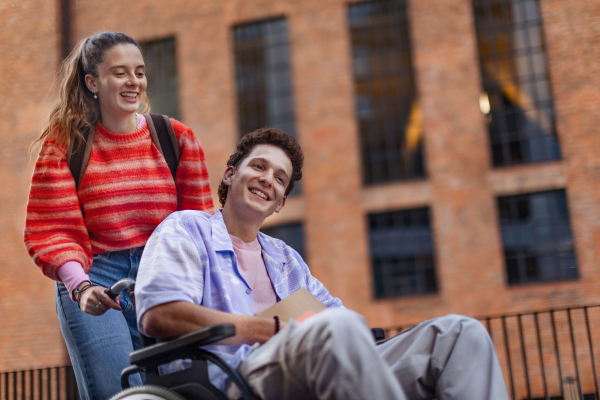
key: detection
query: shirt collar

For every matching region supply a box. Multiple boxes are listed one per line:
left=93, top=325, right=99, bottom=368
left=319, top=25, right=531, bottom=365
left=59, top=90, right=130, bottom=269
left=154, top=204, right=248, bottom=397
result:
left=257, top=232, right=288, bottom=264
left=210, top=210, right=234, bottom=252
left=210, top=210, right=287, bottom=264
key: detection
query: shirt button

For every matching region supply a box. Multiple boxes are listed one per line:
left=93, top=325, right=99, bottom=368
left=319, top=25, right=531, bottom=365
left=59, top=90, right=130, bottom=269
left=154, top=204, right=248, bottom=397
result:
left=246, top=289, right=251, bottom=294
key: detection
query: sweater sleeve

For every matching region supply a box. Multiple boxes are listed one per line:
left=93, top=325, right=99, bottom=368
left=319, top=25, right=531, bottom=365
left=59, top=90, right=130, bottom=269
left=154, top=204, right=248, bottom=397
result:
left=24, top=138, right=93, bottom=280
left=171, top=119, right=215, bottom=214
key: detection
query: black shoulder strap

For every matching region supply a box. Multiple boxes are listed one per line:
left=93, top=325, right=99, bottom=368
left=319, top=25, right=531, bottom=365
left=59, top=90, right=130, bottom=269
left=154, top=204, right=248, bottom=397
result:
left=145, top=114, right=180, bottom=182
left=67, top=130, right=95, bottom=191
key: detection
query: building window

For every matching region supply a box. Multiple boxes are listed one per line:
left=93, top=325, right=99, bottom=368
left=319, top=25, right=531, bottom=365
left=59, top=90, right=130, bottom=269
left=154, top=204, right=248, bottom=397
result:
left=473, top=0, right=560, bottom=166
left=141, top=38, right=179, bottom=120
left=498, top=190, right=577, bottom=285
left=233, top=18, right=296, bottom=138
left=368, top=208, right=437, bottom=298
left=349, top=0, right=424, bottom=185
left=261, top=223, right=306, bottom=261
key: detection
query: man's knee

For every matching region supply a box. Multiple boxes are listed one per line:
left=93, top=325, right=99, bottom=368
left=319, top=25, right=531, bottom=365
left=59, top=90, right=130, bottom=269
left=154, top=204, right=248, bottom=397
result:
left=435, top=314, right=492, bottom=348
left=310, top=308, right=368, bottom=332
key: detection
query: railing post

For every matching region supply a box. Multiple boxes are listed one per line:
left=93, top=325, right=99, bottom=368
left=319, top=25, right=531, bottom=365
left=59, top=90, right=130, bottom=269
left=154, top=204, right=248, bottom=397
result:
left=533, top=312, right=549, bottom=399
left=566, top=309, right=583, bottom=400
left=583, top=307, right=599, bottom=400
left=517, top=314, right=531, bottom=399
left=502, top=316, right=516, bottom=400
left=46, top=369, right=50, bottom=400
left=550, top=310, right=565, bottom=399
left=3, top=372, right=7, bottom=400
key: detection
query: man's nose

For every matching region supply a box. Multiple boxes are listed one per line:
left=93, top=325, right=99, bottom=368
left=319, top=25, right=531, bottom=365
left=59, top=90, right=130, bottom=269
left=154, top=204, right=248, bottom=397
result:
left=259, top=172, right=274, bottom=186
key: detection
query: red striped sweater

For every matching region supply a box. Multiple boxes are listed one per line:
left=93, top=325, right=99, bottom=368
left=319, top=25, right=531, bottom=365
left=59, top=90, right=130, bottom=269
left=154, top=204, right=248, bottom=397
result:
left=24, top=119, right=214, bottom=280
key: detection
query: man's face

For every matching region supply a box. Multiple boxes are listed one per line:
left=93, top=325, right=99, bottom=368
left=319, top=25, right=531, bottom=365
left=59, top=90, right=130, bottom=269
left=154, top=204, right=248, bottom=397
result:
left=223, top=144, right=293, bottom=222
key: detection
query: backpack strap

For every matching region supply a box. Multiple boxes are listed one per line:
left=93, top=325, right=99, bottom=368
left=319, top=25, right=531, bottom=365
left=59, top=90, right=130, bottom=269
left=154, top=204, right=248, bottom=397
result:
left=67, top=129, right=96, bottom=191
left=145, top=114, right=180, bottom=182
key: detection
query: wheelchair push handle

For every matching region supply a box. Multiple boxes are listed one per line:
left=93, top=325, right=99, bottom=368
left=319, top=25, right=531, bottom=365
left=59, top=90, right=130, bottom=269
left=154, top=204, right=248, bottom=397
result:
left=105, top=278, right=135, bottom=301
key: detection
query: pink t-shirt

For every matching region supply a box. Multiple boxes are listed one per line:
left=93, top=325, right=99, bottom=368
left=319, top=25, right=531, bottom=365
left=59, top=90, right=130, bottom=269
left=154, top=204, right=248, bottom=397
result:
left=229, top=234, right=277, bottom=315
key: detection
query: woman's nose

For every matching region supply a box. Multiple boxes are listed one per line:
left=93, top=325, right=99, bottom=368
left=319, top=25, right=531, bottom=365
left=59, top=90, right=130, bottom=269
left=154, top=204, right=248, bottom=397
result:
left=128, top=74, right=139, bottom=86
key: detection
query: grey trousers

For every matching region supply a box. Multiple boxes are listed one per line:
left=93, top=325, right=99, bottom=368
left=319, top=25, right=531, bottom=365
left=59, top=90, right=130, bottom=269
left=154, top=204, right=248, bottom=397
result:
left=228, top=308, right=509, bottom=400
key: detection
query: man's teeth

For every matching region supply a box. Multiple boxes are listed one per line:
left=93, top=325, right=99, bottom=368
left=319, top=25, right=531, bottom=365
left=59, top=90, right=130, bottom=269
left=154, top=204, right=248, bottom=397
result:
left=121, top=93, right=138, bottom=98
left=251, top=189, right=268, bottom=200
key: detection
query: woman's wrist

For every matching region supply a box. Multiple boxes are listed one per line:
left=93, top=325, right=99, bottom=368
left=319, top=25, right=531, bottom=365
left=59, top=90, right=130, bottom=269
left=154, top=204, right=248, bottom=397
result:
left=74, top=280, right=92, bottom=299
left=57, top=261, right=90, bottom=301
left=74, top=281, right=93, bottom=309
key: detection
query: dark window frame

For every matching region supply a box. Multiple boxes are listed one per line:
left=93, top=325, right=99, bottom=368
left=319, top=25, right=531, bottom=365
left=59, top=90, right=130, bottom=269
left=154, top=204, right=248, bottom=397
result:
left=140, top=37, right=180, bottom=121
left=232, top=16, right=297, bottom=139
left=497, top=189, right=578, bottom=285
left=348, top=0, right=426, bottom=185
left=368, top=207, right=438, bottom=299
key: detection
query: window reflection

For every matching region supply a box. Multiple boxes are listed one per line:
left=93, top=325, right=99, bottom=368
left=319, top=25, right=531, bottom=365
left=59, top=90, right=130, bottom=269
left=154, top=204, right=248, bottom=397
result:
left=498, top=190, right=577, bottom=284
left=473, top=0, right=560, bottom=166
left=349, top=0, right=424, bottom=185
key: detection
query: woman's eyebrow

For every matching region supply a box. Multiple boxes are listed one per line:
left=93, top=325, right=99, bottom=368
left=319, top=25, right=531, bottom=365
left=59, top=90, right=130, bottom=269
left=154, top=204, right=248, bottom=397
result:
left=108, top=64, right=145, bottom=71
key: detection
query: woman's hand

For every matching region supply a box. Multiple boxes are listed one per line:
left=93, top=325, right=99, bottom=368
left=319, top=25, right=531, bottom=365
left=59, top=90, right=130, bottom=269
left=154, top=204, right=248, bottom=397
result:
left=76, top=282, right=122, bottom=316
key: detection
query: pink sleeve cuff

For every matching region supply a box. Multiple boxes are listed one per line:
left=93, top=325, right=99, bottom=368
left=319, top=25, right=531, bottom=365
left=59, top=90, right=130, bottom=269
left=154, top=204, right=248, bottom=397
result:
left=57, top=261, right=90, bottom=301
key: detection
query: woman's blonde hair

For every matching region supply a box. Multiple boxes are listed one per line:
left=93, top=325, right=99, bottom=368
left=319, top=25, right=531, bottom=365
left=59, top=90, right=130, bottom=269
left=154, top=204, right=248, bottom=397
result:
left=34, top=32, right=150, bottom=151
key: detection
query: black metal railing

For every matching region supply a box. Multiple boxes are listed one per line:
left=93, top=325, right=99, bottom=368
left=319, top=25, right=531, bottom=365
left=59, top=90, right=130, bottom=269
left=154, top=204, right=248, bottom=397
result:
left=386, top=305, right=600, bottom=400
left=0, top=366, right=78, bottom=400
left=5, top=305, right=600, bottom=400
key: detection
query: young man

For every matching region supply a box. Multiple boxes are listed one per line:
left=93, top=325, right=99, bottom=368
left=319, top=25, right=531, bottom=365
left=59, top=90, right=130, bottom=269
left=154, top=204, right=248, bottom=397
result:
left=135, top=127, right=509, bottom=400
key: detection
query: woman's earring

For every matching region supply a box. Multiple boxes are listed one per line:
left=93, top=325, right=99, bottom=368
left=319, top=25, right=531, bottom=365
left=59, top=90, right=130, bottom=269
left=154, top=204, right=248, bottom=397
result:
left=92, top=90, right=97, bottom=99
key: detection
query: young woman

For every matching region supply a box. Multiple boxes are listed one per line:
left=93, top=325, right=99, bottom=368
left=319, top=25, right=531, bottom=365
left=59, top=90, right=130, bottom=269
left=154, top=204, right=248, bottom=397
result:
left=24, top=32, right=214, bottom=400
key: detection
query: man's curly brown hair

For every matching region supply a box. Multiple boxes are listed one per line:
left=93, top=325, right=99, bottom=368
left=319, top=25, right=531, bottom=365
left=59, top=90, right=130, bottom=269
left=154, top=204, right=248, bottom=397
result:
left=218, top=127, right=304, bottom=207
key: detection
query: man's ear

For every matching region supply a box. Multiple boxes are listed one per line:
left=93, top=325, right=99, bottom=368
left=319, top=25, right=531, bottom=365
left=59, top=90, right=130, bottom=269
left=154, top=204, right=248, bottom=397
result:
left=274, top=196, right=286, bottom=214
left=222, top=166, right=236, bottom=186
left=85, top=74, right=98, bottom=93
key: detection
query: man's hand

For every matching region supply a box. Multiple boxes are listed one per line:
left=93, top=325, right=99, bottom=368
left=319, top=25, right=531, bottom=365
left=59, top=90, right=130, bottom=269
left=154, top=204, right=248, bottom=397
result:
left=76, top=282, right=121, bottom=316
left=144, top=301, right=287, bottom=345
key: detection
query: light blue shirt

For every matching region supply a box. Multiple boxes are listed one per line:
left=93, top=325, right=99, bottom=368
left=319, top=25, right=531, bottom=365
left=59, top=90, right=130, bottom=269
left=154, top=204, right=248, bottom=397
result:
left=135, top=209, right=344, bottom=390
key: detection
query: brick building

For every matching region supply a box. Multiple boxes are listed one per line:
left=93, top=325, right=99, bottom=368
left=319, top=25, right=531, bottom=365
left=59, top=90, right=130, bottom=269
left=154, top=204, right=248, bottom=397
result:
left=1, top=0, right=599, bottom=397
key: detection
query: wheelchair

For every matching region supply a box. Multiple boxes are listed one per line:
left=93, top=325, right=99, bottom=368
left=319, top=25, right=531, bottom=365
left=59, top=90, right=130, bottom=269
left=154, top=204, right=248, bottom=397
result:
left=106, top=279, right=386, bottom=400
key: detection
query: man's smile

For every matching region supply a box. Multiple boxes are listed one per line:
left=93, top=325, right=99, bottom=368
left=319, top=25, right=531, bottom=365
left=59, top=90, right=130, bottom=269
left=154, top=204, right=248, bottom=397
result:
left=250, top=188, right=270, bottom=201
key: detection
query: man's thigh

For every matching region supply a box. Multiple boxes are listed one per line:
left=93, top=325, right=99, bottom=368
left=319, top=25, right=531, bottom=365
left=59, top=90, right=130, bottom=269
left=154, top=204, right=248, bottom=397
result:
left=229, top=308, right=404, bottom=400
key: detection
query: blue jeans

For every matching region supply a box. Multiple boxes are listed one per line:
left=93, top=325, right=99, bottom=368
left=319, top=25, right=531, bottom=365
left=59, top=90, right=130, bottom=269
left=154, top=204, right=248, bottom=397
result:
left=56, top=248, right=144, bottom=400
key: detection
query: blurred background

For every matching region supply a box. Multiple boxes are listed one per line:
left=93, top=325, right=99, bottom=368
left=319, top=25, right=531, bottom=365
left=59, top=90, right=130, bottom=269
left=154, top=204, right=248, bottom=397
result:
left=0, top=0, right=599, bottom=398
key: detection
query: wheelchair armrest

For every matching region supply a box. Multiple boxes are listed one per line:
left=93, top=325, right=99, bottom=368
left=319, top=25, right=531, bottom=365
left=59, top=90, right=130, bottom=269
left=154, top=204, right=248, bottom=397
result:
left=129, top=323, right=236, bottom=368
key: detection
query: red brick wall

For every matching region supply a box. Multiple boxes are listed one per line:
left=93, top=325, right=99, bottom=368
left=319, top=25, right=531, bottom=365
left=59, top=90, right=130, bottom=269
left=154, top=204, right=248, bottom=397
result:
left=1, top=0, right=599, bottom=375
left=0, top=0, right=69, bottom=370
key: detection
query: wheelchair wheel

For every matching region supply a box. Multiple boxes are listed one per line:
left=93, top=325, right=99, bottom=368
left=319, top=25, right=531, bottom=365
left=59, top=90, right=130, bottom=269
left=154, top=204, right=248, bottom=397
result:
left=109, top=385, right=187, bottom=400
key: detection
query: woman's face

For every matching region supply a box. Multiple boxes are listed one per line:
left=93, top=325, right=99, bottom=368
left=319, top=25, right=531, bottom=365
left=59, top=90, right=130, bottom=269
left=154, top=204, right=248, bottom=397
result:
left=85, top=43, right=147, bottom=122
